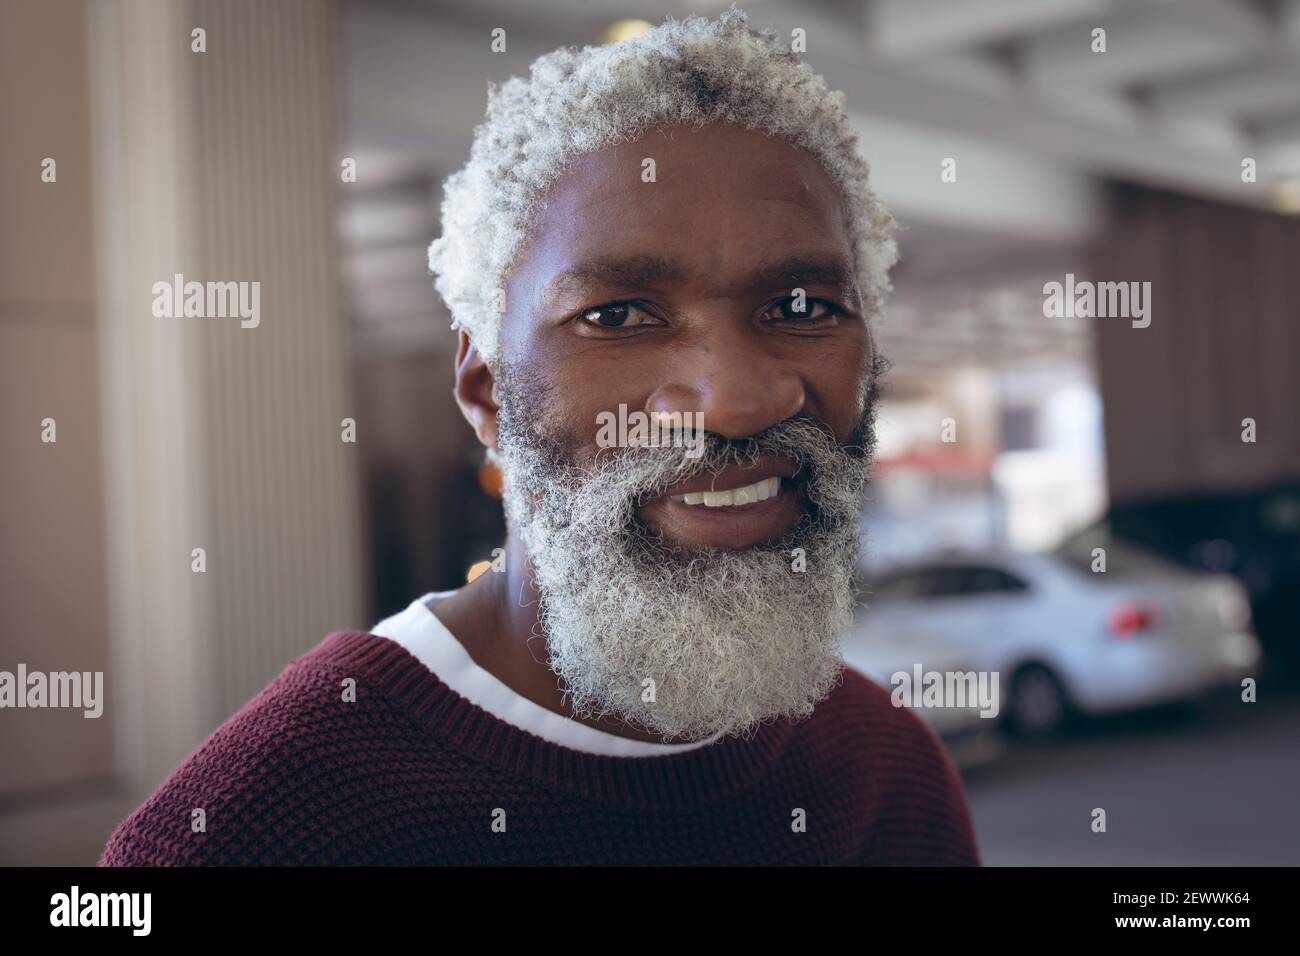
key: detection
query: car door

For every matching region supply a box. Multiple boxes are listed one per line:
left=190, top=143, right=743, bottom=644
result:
left=846, top=568, right=964, bottom=680
left=940, top=566, right=1032, bottom=671
left=855, top=567, right=974, bottom=666
left=868, top=565, right=1028, bottom=669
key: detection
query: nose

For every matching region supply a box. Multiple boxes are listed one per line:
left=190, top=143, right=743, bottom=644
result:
left=644, top=324, right=806, bottom=440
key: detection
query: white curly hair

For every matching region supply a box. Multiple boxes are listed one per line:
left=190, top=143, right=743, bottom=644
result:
left=427, top=5, right=898, bottom=364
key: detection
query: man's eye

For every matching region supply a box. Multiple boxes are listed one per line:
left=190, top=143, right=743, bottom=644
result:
left=766, top=297, right=837, bottom=323
left=577, top=302, right=659, bottom=329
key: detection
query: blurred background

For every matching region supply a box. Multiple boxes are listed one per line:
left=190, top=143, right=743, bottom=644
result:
left=2, top=0, right=1298, bottom=865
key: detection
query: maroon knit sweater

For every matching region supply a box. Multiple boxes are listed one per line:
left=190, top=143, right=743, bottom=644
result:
left=99, top=631, right=981, bottom=866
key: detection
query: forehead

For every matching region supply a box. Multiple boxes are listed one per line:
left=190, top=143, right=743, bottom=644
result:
left=506, top=122, right=854, bottom=310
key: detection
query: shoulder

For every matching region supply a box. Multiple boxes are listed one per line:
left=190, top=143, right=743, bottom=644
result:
left=803, top=665, right=983, bottom=866
left=99, top=632, right=417, bottom=866
left=813, top=663, right=945, bottom=756
left=811, top=665, right=962, bottom=783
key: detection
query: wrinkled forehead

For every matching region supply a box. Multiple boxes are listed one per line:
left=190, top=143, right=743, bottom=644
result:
left=554, top=122, right=848, bottom=216
left=499, top=122, right=859, bottom=347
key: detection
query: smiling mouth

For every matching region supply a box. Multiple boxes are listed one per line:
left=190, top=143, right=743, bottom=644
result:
left=668, top=476, right=781, bottom=508
left=637, top=459, right=803, bottom=550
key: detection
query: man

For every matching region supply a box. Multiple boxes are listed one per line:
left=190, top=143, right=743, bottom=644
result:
left=101, top=8, right=980, bottom=866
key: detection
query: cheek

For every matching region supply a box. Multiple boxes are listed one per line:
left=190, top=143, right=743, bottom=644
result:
left=538, top=351, right=663, bottom=442
left=501, top=329, right=662, bottom=470
left=526, top=372, right=623, bottom=467
left=794, top=338, right=872, bottom=438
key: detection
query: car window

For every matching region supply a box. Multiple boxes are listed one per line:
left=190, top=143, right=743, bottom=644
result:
left=958, top=567, right=1029, bottom=594
left=867, top=565, right=1028, bottom=601
left=865, top=571, right=928, bottom=602
left=920, top=568, right=967, bottom=598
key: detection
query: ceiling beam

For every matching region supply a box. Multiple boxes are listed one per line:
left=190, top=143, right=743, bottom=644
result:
left=1019, top=0, right=1267, bottom=90
left=866, top=0, right=1105, bottom=59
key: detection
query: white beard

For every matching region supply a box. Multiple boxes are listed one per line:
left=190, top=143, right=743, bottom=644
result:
left=496, top=387, right=875, bottom=743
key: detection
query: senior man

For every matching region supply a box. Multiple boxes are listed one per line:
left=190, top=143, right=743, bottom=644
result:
left=102, top=8, right=980, bottom=867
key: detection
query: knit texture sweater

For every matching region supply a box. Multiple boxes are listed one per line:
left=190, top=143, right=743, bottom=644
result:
left=99, top=631, right=981, bottom=866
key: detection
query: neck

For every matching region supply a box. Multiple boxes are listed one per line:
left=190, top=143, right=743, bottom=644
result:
left=430, top=531, right=696, bottom=745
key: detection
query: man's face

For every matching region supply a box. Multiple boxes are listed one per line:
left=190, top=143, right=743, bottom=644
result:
left=484, top=122, right=881, bottom=740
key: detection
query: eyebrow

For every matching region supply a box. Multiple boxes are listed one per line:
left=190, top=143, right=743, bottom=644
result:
left=539, top=253, right=861, bottom=309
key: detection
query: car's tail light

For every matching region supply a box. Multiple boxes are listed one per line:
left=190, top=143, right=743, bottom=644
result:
left=1107, top=602, right=1157, bottom=637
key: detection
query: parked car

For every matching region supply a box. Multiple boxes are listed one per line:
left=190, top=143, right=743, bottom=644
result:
left=851, top=544, right=1261, bottom=737
left=1075, top=483, right=1300, bottom=681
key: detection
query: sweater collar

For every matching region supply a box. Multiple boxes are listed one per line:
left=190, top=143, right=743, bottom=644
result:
left=305, top=631, right=801, bottom=810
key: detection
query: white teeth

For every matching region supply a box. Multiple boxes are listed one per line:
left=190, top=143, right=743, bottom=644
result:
left=670, top=476, right=781, bottom=507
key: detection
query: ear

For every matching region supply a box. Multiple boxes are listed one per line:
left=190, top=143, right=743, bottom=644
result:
left=453, top=331, right=500, bottom=451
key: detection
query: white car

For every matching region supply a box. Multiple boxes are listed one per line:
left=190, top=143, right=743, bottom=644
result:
left=847, top=542, right=1261, bottom=737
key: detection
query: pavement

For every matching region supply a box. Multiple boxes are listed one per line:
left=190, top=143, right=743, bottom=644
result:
left=961, top=684, right=1300, bottom=866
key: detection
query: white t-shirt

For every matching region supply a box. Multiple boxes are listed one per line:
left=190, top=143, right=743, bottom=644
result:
left=370, top=592, right=726, bottom=758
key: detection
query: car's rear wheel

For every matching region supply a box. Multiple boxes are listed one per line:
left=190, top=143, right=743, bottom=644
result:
left=1005, top=664, right=1070, bottom=739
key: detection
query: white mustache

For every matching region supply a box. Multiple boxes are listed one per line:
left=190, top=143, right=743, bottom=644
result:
left=594, top=419, right=866, bottom=524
